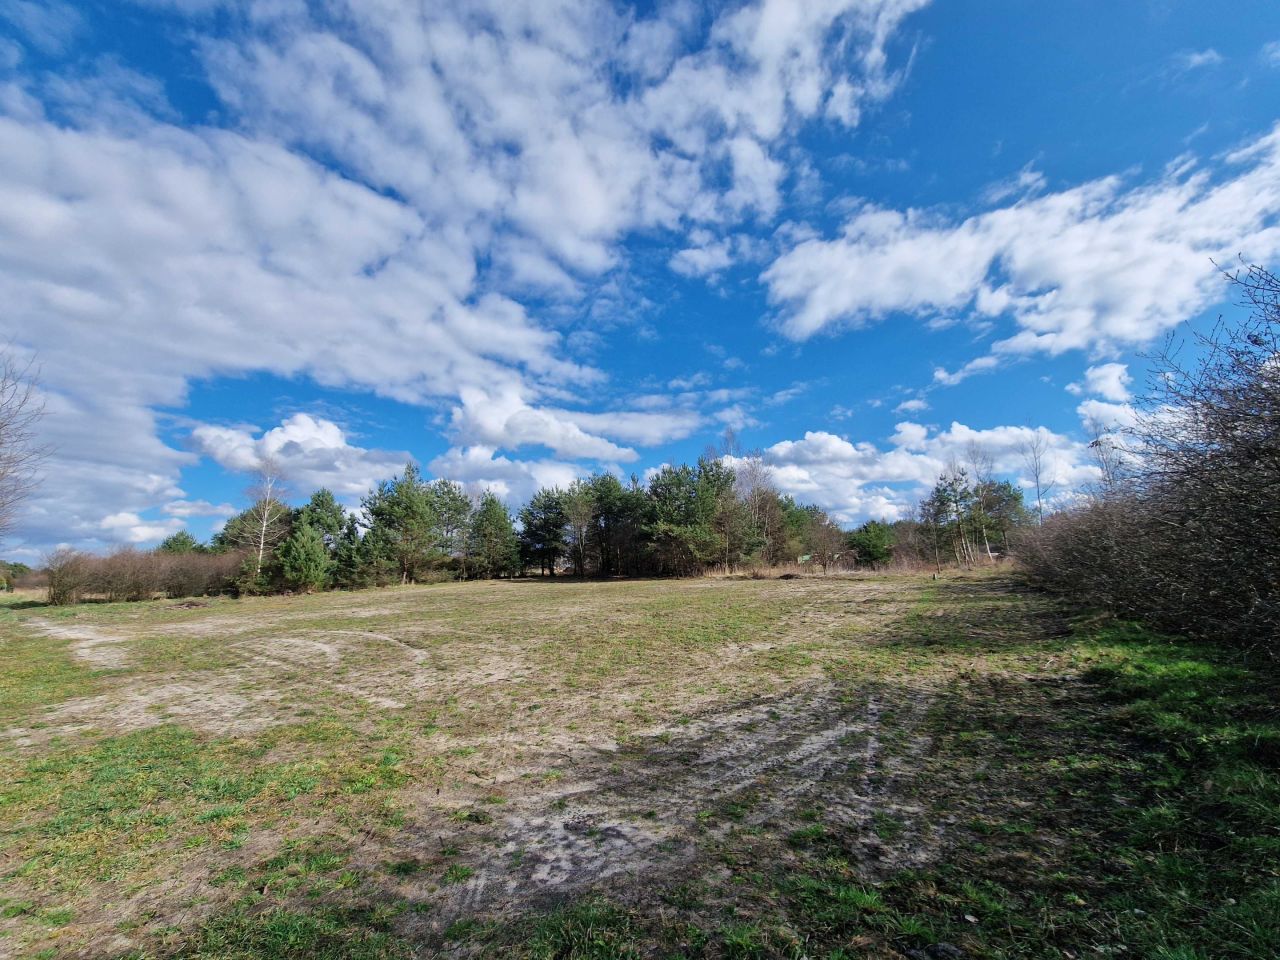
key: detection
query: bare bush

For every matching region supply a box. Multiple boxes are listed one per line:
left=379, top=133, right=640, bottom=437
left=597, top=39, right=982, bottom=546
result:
left=157, top=550, right=242, bottom=598
left=42, top=547, right=242, bottom=605
left=88, top=548, right=160, bottom=601
left=45, top=547, right=90, bottom=606
left=1018, top=264, right=1280, bottom=655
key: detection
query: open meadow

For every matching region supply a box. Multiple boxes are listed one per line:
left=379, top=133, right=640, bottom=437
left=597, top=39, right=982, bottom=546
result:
left=0, top=574, right=1276, bottom=960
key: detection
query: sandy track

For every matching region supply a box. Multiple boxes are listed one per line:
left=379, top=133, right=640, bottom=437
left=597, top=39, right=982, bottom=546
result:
left=409, top=679, right=940, bottom=932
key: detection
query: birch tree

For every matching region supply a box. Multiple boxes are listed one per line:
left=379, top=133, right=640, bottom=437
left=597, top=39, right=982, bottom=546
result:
left=1019, top=433, right=1056, bottom=523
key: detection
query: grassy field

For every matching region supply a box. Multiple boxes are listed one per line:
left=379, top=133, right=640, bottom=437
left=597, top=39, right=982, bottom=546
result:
left=0, top=573, right=1275, bottom=959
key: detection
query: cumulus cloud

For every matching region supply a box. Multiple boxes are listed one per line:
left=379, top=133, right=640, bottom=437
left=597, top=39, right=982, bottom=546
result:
left=764, top=125, right=1280, bottom=359
left=669, top=235, right=734, bottom=278
left=191, top=414, right=411, bottom=499
left=745, top=422, right=1098, bottom=524
left=1067, top=362, right=1132, bottom=402
left=1076, top=398, right=1138, bottom=432
left=100, top=511, right=184, bottom=544
left=1, top=0, right=928, bottom=553
left=427, top=446, right=584, bottom=506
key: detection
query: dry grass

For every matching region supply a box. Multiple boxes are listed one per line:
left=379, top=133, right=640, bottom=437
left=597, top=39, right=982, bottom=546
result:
left=0, top=575, right=928, bottom=956
left=2, top=573, right=1275, bottom=959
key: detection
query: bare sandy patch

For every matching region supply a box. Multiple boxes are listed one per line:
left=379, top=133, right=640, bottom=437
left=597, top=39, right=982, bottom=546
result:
left=25, top=619, right=132, bottom=669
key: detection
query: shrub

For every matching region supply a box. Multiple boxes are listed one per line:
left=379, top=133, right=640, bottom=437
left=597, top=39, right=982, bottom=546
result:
left=45, top=547, right=90, bottom=606
left=1018, top=264, right=1279, bottom=656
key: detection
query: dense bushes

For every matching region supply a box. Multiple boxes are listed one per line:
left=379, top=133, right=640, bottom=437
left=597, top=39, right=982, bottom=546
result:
left=44, top=547, right=242, bottom=605
left=1019, top=264, right=1280, bottom=655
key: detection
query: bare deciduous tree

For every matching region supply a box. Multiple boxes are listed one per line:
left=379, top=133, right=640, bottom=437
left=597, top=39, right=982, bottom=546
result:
left=1084, top=418, right=1126, bottom=494
left=1019, top=432, right=1056, bottom=523
left=226, top=458, right=291, bottom=579
left=0, top=350, right=48, bottom=543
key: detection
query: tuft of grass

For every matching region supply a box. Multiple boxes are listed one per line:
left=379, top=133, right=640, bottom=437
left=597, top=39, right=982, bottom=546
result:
left=524, top=900, right=644, bottom=960
left=441, top=864, right=475, bottom=885
left=180, top=902, right=410, bottom=959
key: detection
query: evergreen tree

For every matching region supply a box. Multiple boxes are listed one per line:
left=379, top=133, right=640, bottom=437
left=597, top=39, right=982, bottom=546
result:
left=332, top=515, right=368, bottom=589
left=518, top=488, right=567, bottom=575
left=362, top=464, right=438, bottom=584
left=425, top=479, right=472, bottom=573
left=157, top=530, right=202, bottom=554
left=848, top=521, right=894, bottom=569
left=297, top=488, right=346, bottom=547
left=277, top=523, right=331, bottom=592
left=468, top=492, right=519, bottom=578
left=563, top=480, right=595, bottom=577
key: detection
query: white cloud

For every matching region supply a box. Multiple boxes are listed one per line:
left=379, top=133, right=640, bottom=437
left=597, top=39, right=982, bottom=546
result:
left=0, top=1, right=82, bottom=55
left=745, top=422, right=1099, bottom=524
left=1263, top=41, right=1280, bottom=68
left=981, top=164, right=1047, bottom=205
left=100, top=511, right=184, bottom=544
left=1174, top=49, right=1223, bottom=71
left=1076, top=398, right=1138, bottom=432
left=1, top=0, right=929, bottom=553
left=764, top=124, right=1280, bottom=360
left=191, top=414, right=411, bottom=499
left=893, top=397, right=929, bottom=413
left=162, top=499, right=237, bottom=519
left=767, top=383, right=808, bottom=406
left=933, top=355, right=1000, bottom=386
left=1067, top=362, right=1132, bottom=402
left=548, top=408, right=705, bottom=447
left=427, top=446, right=583, bottom=506
left=670, top=236, right=734, bottom=278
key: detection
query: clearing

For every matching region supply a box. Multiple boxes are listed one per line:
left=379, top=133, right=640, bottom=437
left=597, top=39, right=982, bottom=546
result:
left=0, top=574, right=1275, bottom=959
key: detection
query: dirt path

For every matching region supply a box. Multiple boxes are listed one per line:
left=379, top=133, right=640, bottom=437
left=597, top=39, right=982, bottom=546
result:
left=378, top=678, right=942, bottom=942
left=24, top=618, right=131, bottom=669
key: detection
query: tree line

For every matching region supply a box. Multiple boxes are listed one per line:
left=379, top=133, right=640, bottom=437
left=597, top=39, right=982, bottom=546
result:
left=36, top=453, right=931, bottom=604
left=25, top=426, right=1048, bottom=606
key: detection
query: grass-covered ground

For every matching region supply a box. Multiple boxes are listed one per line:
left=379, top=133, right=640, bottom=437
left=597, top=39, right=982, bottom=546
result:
left=0, top=573, right=1275, bottom=959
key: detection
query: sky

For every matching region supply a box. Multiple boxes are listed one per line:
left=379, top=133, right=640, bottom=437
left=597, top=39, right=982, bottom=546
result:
left=2, top=0, right=1280, bottom=560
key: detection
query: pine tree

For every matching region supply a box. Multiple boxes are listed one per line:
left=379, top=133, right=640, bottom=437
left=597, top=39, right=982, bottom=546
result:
left=277, top=523, right=331, bottom=592
left=297, top=488, right=345, bottom=547
left=518, top=488, right=567, bottom=576
left=332, top=516, right=367, bottom=589
left=157, top=530, right=202, bottom=554
left=362, top=464, right=438, bottom=584
left=468, top=492, right=519, bottom=579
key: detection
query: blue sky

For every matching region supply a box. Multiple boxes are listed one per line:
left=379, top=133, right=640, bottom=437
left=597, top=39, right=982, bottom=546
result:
left=2, top=0, right=1279, bottom=558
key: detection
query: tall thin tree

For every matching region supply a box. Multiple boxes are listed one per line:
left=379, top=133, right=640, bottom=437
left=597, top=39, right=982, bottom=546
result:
left=0, top=349, right=47, bottom=543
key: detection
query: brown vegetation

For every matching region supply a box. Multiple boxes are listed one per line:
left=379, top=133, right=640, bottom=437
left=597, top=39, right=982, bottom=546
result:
left=43, top=546, right=242, bottom=605
left=1018, top=264, right=1280, bottom=654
